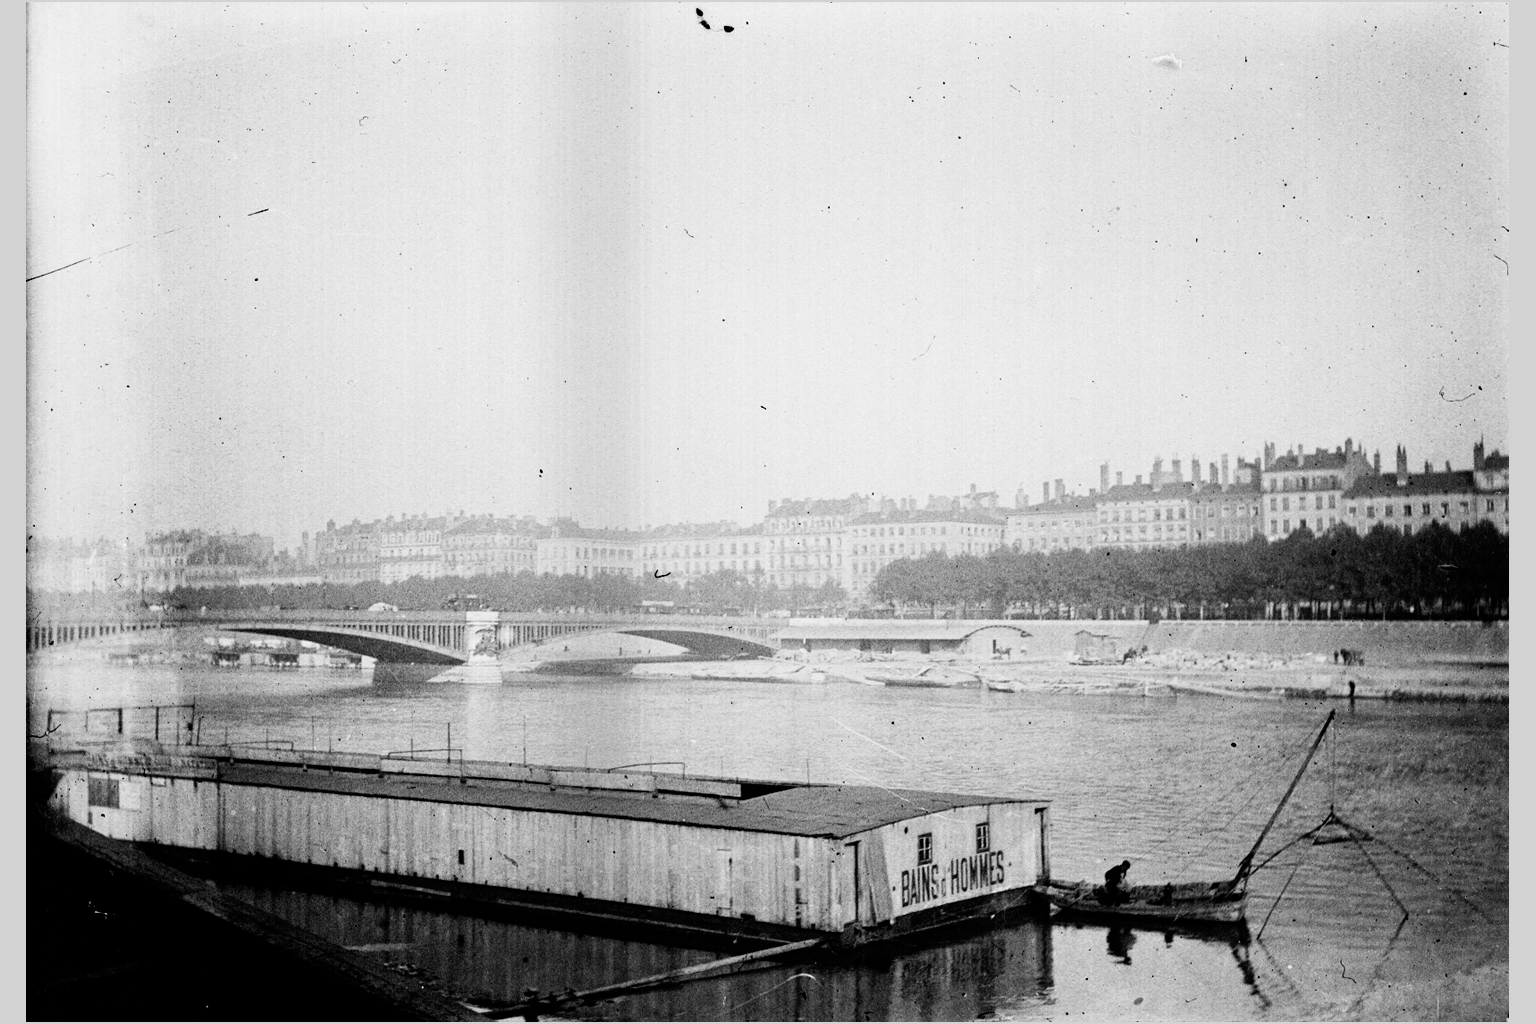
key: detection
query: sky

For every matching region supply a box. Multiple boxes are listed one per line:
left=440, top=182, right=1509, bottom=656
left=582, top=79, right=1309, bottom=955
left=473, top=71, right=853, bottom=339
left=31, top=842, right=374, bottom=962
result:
left=27, top=3, right=1509, bottom=550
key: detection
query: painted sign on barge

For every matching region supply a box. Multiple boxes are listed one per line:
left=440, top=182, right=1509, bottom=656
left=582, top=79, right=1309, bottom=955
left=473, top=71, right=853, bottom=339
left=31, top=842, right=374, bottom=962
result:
left=44, top=745, right=1051, bottom=948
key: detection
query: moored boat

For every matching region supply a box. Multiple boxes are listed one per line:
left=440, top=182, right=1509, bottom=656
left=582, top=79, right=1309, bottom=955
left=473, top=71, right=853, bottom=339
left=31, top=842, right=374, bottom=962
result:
left=1044, top=879, right=1247, bottom=925
left=864, top=666, right=979, bottom=688
left=1045, top=710, right=1337, bottom=930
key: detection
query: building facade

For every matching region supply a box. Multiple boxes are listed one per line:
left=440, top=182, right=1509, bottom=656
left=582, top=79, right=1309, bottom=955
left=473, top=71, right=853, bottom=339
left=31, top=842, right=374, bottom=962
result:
left=639, top=525, right=766, bottom=583
left=847, top=510, right=1006, bottom=601
left=442, top=517, right=541, bottom=578
left=535, top=525, right=641, bottom=578
left=1342, top=442, right=1510, bottom=536
left=1007, top=492, right=1098, bottom=553
left=1260, top=440, right=1376, bottom=540
left=378, top=515, right=464, bottom=584
left=763, top=497, right=867, bottom=591
left=1186, top=483, right=1264, bottom=545
left=315, top=520, right=381, bottom=584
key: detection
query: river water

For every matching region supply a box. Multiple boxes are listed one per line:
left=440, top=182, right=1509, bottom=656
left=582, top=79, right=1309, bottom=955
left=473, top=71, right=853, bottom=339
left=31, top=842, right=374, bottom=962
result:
left=29, top=658, right=1508, bottom=1020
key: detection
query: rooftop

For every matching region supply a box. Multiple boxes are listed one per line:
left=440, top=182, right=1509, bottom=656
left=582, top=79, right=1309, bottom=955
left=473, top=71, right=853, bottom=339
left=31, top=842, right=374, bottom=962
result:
left=850, top=509, right=1006, bottom=527
left=768, top=497, right=868, bottom=519
left=1344, top=471, right=1482, bottom=498
left=1266, top=450, right=1354, bottom=473
left=104, top=754, right=1045, bottom=840
left=1097, top=481, right=1196, bottom=503
left=1011, top=495, right=1098, bottom=516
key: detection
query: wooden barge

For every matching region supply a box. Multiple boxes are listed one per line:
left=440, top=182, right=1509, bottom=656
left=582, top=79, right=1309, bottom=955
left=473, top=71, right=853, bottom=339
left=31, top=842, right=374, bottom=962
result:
left=43, top=745, right=1052, bottom=949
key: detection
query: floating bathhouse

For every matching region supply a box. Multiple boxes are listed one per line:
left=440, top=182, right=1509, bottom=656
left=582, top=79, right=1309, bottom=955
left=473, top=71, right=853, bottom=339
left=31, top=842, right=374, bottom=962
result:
left=46, top=746, right=1052, bottom=947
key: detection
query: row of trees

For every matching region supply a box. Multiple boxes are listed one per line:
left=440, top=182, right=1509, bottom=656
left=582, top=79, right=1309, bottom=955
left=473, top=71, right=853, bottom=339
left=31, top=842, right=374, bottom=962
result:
left=143, top=569, right=849, bottom=617
left=28, top=522, right=1506, bottom=621
left=871, top=522, right=1508, bottom=620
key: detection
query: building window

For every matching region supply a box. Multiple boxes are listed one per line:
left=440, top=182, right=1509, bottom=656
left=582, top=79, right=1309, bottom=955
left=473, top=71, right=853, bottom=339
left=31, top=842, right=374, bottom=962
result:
left=88, top=775, right=120, bottom=808
left=1404, top=504, right=1413, bottom=517
left=917, top=832, right=933, bottom=865
left=1282, top=497, right=1290, bottom=512
left=1270, top=497, right=1278, bottom=512
left=1283, top=519, right=1290, bottom=533
left=1366, top=506, right=1375, bottom=519
left=976, top=822, right=990, bottom=853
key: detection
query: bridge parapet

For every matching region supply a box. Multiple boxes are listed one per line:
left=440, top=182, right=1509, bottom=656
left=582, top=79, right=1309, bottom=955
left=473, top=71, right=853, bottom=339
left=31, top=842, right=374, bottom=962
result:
left=29, top=609, right=785, bottom=657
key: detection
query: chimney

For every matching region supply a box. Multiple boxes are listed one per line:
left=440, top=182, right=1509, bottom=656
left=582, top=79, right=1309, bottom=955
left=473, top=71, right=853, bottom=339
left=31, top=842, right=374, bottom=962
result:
left=1172, top=458, right=1183, bottom=482
left=1116, top=471, right=1124, bottom=487
left=1473, top=437, right=1486, bottom=471
left=1210, top=462, right=1219, bottom=488
left=1221, top=454, right=1230, bottom=486
left=1135, top=475, right=1143, bottom=486
left=767, top=500, right=778, bottom=515
left=1445, top=461, right=1452, bottom=473
left=1425, top=460, right=1433, bottom=474
left=1054, top=479, right=1065, bottom=501
left=1345, top=437, right=1354, bottom=457
left=1373, top=450, right=1381, bottom=474
left=1043, top=481, right=1050, bottom=504
left=1396, top=444, right=1409, bottom=480
left=1191, top=457, right=1202, bottom=487
left=1101, top=462, right=1110, bottom=493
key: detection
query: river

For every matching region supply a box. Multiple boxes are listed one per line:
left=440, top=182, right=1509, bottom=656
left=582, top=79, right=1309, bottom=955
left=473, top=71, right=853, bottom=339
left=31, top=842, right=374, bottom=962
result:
left=29, top=657, right=1508, bottom=1020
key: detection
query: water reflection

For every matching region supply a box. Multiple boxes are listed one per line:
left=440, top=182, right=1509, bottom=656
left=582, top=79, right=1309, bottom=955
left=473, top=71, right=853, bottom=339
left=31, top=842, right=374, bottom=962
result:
left=1106, top=925, right=1136, bottom=965
left=220, top=882, right=1057, bottom=1021
left=29, top=656, right=1508, bottom=1020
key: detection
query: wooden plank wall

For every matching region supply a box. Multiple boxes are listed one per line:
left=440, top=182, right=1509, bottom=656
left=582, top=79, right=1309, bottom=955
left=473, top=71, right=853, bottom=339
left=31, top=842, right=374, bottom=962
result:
left=53, top=770, right=848, bottom=931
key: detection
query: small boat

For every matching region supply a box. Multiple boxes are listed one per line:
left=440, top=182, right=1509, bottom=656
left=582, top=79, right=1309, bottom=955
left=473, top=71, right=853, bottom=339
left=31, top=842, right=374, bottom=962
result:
left=864, top=666, right=978, bottom=688
left=1046, top=710, right=1337, bottom=929
left=1044, top=879, right=1247, bottom=925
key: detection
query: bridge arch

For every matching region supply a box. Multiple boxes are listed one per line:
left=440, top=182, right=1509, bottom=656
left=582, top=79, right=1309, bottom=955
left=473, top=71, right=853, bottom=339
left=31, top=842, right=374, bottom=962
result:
left=225, top=624, right=466, bottom=665
left=508, top=627, right=777, bottom=660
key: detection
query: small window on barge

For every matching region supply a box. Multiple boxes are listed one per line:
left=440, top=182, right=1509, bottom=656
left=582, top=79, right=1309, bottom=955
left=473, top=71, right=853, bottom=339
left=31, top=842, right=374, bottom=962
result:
left=88, top=775, right=120, bottom=808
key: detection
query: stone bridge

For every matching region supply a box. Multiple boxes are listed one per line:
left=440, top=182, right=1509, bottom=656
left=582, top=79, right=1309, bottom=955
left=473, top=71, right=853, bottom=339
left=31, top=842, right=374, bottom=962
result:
left=27, top=609, right=781, bottom=664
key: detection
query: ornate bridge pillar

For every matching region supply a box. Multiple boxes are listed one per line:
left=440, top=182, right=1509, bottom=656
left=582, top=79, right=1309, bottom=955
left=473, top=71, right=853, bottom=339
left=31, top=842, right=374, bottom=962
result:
left=465, top=611, right=501, bottom=662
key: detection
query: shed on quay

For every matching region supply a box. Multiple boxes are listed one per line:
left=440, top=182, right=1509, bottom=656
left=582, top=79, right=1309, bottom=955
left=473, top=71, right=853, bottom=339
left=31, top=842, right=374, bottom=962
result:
left=45, top=744, right=1053, bottom=949
left=777, top=622, right=1031, bottom=657
left=1073, top=630, right=1123, bottom=664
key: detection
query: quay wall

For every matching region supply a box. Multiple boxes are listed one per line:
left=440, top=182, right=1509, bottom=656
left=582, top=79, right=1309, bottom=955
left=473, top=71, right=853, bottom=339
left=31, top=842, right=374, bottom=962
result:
left=789, top=619, right=1507, bottom=666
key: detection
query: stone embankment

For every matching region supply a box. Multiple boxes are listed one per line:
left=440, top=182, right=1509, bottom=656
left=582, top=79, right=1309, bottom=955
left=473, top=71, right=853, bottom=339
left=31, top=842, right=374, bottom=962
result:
left=647, top=642, right=1505, bottom=703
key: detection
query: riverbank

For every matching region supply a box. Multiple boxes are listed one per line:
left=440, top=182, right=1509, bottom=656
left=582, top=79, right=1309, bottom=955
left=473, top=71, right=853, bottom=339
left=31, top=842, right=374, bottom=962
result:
left=629, top=653, right=1507, bottom=703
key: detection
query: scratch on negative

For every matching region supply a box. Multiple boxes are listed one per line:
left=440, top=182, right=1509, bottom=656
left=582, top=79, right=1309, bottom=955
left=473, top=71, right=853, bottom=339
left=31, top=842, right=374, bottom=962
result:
left=1494, top=254, right=1508, bottom=274
left=831, top=718, right=909, bottom=760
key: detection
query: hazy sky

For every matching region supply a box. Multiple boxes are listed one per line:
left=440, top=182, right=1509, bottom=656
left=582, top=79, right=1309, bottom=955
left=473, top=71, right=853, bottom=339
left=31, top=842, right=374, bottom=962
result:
left=28, top=3, right=1508, bottom=549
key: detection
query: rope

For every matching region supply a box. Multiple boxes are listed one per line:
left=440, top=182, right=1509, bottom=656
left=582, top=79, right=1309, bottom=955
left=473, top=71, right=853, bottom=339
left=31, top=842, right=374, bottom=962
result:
left=1367, top=831, right=1497, bottom=923
left=1256, top=856, right=1306, bottom=942
left=1348, top=828, right=1411, bottom=923
left=1345, top=909, right=1411, bottom=1018
left=1162, top=724, right=1329, bottom=880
